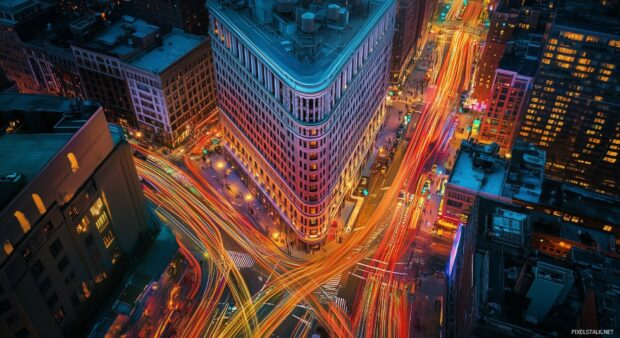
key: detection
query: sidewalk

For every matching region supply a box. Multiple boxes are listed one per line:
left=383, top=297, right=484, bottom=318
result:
left=192, top=107, right=407, bottom=259
left=410, top=275, right=444, bottom=338
left=195, top=153, right=315, bottom=259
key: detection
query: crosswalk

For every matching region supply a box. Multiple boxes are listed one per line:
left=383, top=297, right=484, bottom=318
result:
left=227, top=250, right=255, bottom=269
left=321, top=274, right=341, bottom=298
left=316, top=274, right=348, bottom=313
left=334, top=297, right=348, bottom=314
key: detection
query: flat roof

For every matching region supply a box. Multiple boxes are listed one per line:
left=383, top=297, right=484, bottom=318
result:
left=208, top=0, right=394, bottom=92
left=0, top=94, right=72, bottom=112
left=129, top=29, right=203, bottom=74
left=0, top=94, right=107, bottom=208
left=449, top=142, right=506, bottom=196
left=0, top=133, right=72, bottom=183
left=86, top=17, right=159, bottom=57
left=539, top=179, right=620, bottom=225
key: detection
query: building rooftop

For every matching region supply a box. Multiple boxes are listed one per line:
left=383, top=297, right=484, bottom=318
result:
left=539, top=179, right=620, bottom=226
left=0, top=94, right=106, bottom=209
left=207, top=0, right=394, bottom=92
left=498, top=33, right=542, bottom=77
left=502, top=140, right=545, bottom=203
left=467, top=197, right=585, bottom=337
left=449, top=140, right=507, bottom=196
left=79, top=16, right=160, bottom=59
left=129, top=28, right=204, bottom=74
left=555, top=0, right=620, bottom=36
left=0, top=133, right=72, bottom=184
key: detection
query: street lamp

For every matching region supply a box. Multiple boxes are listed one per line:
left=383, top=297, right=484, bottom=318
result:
left=245, top=193, right=253, bottom=208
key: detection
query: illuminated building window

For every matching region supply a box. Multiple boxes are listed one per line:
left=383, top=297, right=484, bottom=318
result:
left=14, top=211, right=31, bottom=233
left=103, top=230, right=115, bottom=248
left=3, top=240, right=13, bottom=255
left=94, top=272, right=108, bottom=283
left=95, top=211, right=109, bottom=233
left=603, top=225, right=613, bottom=232
left=76, top=217, right=89, bottom=234
left=67, top=153, right=79, bottom=173
left=81, top=282, right=91, bottom=299
left=556, top=55, right=574, bottom=62
left=557, top=47, right=577, bottom=54
left=562, top=32, right=584, bottom=41
left=90, top=198, right=104, bottom=216
left=53, top=308, right=65, bottom=323
left=32, top=194, right=46, bottom=215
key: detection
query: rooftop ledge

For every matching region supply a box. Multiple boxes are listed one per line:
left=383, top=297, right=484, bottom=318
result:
left=207, top=0, right=394, bottom=93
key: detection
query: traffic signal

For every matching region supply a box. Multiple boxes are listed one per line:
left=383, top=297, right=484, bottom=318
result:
left=362, top=189, right=369, bottom=196
left=202, top=147, right=208, bottom=155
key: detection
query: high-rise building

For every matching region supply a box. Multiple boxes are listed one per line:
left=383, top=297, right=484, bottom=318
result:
left=479, top=69, right=532, bottom=152
left=478, top=36, right=540, bottom=153
left=123, top=28, right=217, bottom=147
left=208, top=0, right=396, bottom=245
left=0, top=94, right=150, bottom=338
left=518, top=4, right=620, bottom=196
left=389, top=0, right=434, bottom=85
left=443, top=198, right=580, bottom=337
left=126, top=0, right=210, bottom=35
left=471, top=11, right=518, bottom=105
left=471, top=0, right=552, bottom=107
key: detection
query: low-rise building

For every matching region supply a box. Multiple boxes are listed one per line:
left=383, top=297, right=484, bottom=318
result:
left=444, top=139, right=546, bottom=222
left=71, top=15, right=161, bottom=128
left=444, top=140, right=510, bottom=221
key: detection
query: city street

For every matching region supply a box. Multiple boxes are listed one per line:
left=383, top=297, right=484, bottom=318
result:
left=126, top=0, right=485, bottom=336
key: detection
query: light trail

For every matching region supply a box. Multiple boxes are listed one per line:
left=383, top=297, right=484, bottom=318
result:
left=126, top=0, right=487, bottom=336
